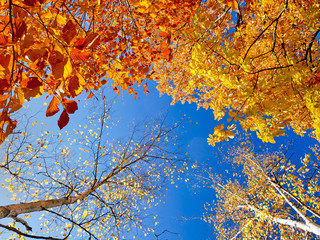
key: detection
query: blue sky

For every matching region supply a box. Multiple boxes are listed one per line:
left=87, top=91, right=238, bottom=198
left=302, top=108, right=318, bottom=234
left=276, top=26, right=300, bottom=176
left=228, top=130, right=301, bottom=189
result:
left=0, top=80, right=318, bottom=239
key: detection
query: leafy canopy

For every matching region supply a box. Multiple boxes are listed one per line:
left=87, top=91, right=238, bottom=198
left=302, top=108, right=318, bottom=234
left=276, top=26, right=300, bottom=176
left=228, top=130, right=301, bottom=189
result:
left=0, top=0, right=199, bottom=143
left=154, top=0, right=320, bottom=145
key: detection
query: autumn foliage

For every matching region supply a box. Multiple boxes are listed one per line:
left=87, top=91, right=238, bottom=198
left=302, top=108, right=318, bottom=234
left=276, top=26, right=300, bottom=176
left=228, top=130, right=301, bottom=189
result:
left=205, top=146, right=320, bottom=239
left=154, top=0, right=320, bottom=144
left=0, top=0, right=199, bottom=143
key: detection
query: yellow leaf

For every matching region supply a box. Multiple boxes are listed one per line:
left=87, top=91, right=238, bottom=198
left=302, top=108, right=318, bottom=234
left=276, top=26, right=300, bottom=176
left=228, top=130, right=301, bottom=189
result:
left=64, top=60, right=72, bottom=79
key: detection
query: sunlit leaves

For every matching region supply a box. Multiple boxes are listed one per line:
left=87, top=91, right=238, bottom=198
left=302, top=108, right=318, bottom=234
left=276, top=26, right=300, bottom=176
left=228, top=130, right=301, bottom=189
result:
left=205, top=146, right=320, bottom=239
left=154, top=0, right=320, bottom=144
left=46, top=96, right=60, bottom=117
left=0, top=0, right=200, bottom=137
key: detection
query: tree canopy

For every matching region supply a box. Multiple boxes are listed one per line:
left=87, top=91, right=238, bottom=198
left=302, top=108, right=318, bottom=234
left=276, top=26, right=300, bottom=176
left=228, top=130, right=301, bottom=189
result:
left=1, top=0, right=320, bottom=239
left=0, top=0, right=199, bottom=143
left=154, top=0, right=320, bottom=144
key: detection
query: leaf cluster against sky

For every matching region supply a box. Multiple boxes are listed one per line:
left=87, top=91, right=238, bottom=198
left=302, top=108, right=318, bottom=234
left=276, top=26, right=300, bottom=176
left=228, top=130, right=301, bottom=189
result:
left=0, top=0, right=320, bottom=239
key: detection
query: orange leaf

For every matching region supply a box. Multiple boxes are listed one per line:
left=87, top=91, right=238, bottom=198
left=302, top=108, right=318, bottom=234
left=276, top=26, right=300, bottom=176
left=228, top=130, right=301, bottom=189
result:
left=46, top=96, right=60, bottom=117
left=74, top=38, right=87, bottom=49
left=22, top=85, right=43, bottom=101
left=5, top=119, right=17, bottom=138
left=49, top=50, right=67, bottom=79
left=70, top=49, right=90, bottom=61
left=0, top=34, right=8, bottom=45
left=68, top=75, right=83, bottom=97
left=62, top=99, right=78, bottom=114
left=225, top=0, right=238, bottom=10
left=86, top=93, right=94, bottom=99
left=62, top=20, right=77, bottom=44
left=160, top=32, right=168, bottom=37
left=75, top=33, right=100, bottom=49
left=58, top=110, right=69, bottom=129
left=0, top=129, right=4, bottom=144
left=0, top=94, right=10, bottom=102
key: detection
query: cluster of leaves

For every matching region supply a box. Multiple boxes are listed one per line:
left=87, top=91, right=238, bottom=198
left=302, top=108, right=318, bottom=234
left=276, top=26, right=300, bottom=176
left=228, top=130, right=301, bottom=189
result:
left=0, top=100, right=185, bottom=239
left=204, top=145, right=320, bottom=239
left=0, top=0, right=200, bottom=143
left=154, top=0, right=320, bottom=145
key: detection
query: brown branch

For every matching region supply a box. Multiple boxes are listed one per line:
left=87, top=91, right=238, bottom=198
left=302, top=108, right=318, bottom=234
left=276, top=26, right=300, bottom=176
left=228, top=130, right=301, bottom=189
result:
left=243, top=5, right=287, bottom=61
left=304, top=28, right=320, bottom=64
left=44, top=208, right=99, bottom=240
left=0, top=223, right=62, bottom=240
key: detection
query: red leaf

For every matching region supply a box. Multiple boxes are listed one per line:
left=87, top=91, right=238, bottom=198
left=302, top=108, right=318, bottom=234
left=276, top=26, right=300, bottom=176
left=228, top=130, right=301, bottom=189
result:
left=24, top=48, right=48, bottom=62
left=27, top=77, right=42, bottom=88
left=138, top=65, right=149, bottom=74
left=62, top=20, right=77, bottom=44
left=15, top=21, right=27, bottom=40
left=68, top=75, right=82, bottom=97
left=0, top=54, right=10, bottom=69
left=83, top=33, right=100, bottom=48
left=21, top=77, right=42, bottom=89
left=113, top=87, right=120, bottom=96
left=62, top=100, right=78, bottom=114
left=58, top=110, right=69, bottom=129
left=0, top=79, right=10, bottom=94
left=46, top=96, right=60, bottom=117
left=23, top=0, right=37, bottom=6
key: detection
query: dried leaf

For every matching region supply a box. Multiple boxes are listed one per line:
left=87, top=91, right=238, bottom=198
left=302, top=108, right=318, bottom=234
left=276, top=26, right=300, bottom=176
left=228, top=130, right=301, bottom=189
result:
left=62, top=99, right=78, bottom=114
left=58, top=110, right=69, bottom=129
left=0, top=54, right=10, bottom=69
left=15, top=21, right=27, bottom=40
left=62, top=20, right=77, bottom=44
left=21, top=77, right=42, bottom=89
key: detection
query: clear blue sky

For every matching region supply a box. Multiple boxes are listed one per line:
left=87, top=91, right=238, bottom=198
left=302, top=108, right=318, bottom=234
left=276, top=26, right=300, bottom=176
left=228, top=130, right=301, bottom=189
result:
left=0, top=81, right=318, bottom=240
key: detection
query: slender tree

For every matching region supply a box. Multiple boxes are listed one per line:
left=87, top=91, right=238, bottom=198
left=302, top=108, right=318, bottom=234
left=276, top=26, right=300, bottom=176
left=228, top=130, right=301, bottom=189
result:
left=203, top=146, right=320, bottom=239
left=0, top=99, right=185, bottom=239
